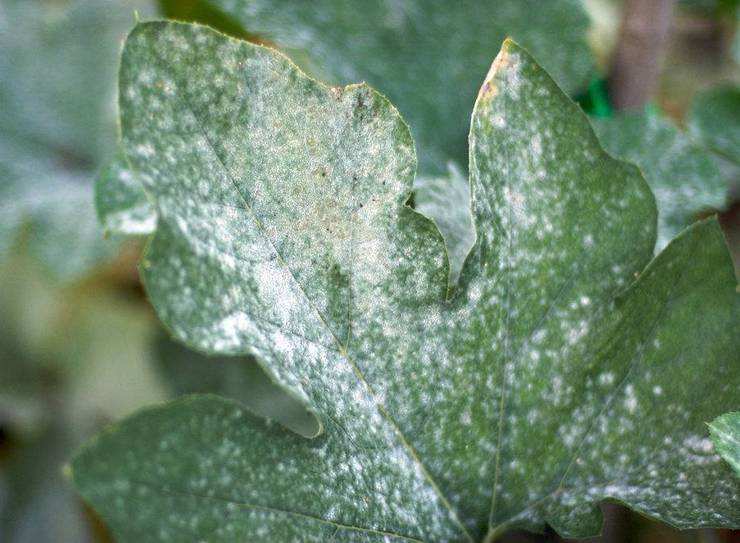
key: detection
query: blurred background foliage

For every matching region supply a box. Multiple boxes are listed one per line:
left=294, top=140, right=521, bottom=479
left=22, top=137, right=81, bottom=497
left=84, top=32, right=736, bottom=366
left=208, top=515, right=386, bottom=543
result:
left=0, top=0, right=738, bottom=541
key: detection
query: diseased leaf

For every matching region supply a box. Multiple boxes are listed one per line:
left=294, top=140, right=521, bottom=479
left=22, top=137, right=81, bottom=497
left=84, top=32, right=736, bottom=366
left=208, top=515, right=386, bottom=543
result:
left=71, top=23, right=740, bottom=542
left=709, top=412, right=740, bottom=477
left=688, top=85, right=740, bottom=167
left=95, top=147, right=156, bottom=237
left=206, top=0, right=593, bottom=175
left=0, top=0, right=151, bottom=279
left=414, top=164, right=475, bottom=289
left=593, top=112, right=727, bottom=250
left=100, top=0, right=594, bottom=269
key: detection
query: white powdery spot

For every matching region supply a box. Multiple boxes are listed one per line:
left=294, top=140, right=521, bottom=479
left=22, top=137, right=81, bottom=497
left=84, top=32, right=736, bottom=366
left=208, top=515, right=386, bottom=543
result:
left=623, top=384, right=638, bottom=414
left=216, top=311, right=249, bottom=346
left=134, top=143, right=155, bottom=158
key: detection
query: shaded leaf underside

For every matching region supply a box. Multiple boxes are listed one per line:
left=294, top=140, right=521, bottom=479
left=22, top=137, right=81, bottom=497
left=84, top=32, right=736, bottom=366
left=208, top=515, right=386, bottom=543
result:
left=72, top=22, right=740, bottom=543
left=153, top=331, right=319, bottom=438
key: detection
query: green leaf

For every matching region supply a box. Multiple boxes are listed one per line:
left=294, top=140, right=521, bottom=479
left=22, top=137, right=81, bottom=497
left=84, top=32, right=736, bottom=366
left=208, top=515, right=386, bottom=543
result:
left=735, top=9, right=740, bottom=65
left=0, top=0, right=151, bottom=279
left=157, top=0, right=252, bottom=40
left=95, top=147, right=156, bottom=237
left=593, top=112, right=727, bottom=250
left=71, top=22, right=740, bottom=541
left=413, top=164, right=475, bottom=289
left=710, top=412, right=740, bottom=477
left=689, top=85, right=740, bottom=167
left=1, top=427, right=98, bottom=543
left=102, top=0, right=593, bottom=270
left=205, top=0, right=593, bottom=175
left=0, top=141, right=117, bottom=281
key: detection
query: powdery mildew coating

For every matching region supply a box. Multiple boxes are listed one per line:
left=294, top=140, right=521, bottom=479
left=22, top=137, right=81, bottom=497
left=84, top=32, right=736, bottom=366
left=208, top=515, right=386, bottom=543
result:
left=72, top=22, right=740, bottom=543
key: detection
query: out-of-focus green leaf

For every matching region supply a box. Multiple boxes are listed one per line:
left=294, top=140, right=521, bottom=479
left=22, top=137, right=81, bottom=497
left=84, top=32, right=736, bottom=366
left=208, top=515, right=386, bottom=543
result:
left=689, top=85, right=740, bottom=166
left=593, top=112, right=726, bottom=250
left=735, top=10, right=740, bottom=65
left=679, top=0, right=740, bottom=13
left=0, top=0, right=151, bottom=280
left=0, top=267, right=162, bottom=543
left=1, top=428, right=98, bottom=543
left=0, top=140, right=118, bottom=281
left=709, top=412, right=740, bottom=477
left=0, top=248, right=167, bottom=429
left=71, top=23, right=740, bottom=541
left=95, top=148, right=156, bottom=237
left=154, top=332, right=319, bottom=437
left=0, top=253, right=68, bottom=437
left=158, top=0, right=251, bottom=39
left=206, top=0, right=594, bottom=175
left=0, top=247, right=166, bottom=543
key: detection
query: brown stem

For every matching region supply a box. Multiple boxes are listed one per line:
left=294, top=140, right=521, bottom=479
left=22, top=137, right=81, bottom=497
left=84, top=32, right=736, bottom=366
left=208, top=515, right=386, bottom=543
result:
left=608, top=0, right=676, bottom=111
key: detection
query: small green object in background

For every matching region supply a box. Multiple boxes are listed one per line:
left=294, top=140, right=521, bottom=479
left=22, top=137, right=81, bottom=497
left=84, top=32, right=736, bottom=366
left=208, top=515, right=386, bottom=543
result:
left=576, top=76, right=613, bottom=118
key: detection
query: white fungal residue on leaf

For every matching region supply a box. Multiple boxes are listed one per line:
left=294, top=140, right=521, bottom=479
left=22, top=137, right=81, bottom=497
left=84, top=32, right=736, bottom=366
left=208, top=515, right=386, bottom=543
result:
left=72, top=22, right=740, bottom=543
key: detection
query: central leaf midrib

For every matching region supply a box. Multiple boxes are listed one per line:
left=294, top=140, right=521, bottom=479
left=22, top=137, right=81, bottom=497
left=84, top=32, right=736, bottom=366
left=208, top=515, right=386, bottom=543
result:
left=480, top=77, right=657, bottom=528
